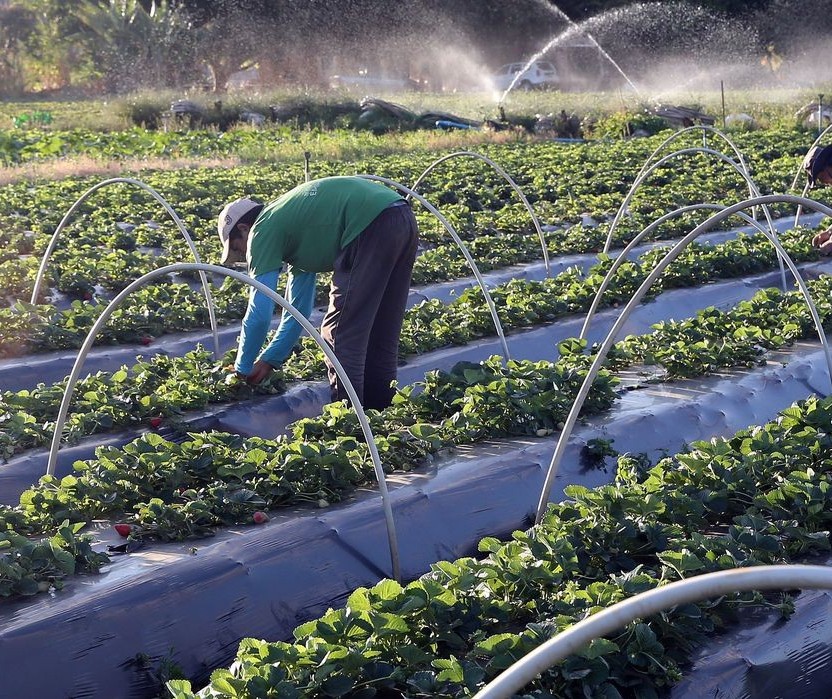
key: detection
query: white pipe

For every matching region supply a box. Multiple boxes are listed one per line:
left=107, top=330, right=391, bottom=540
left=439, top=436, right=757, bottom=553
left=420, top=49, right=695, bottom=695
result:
left=29, top=177, right=221, bottom=358
left=601, top=147, right=786, bottom=290
left=408, top=151, right=550, bottom=277
left=45, top=262, right=402, bottom=582
left=580, top=202, right=785, bottom=341
left=537, top=193, right=832, bottom=525
left=356, top=174, right=511, bottom=362
left=473, top=565, right=832, bottom=699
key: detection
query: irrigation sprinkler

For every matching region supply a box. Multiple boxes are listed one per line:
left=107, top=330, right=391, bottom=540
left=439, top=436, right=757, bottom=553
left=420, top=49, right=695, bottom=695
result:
left=536, top=194, right=832, bottom=525
left=580, top=202, right=788, bottom=341
left=407, top=151, right=550, bottom=277
left=602, top=147, right=786, bottom=291
left=45, top=262, right=403, bottom=582
left=472, top=564, right=832, bottom=699
left=355, top=174, right=511, bottom=362
left=30, top=177, right=221, bottom=359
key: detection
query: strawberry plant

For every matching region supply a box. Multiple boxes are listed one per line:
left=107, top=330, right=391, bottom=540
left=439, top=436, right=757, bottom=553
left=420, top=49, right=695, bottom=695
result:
left=168, top=393, right=832, bottom=698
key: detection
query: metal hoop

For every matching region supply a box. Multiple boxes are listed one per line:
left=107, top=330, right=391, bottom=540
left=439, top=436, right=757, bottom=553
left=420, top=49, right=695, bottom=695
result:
left=30, top=177, right=221, bottom=357
left=45, top=262, right=402, bottom=582
left=537, top=193, right=832, bottom=524
left=408, top=151, right=550, bottom=276
left=581, top=202, right=784, bottom=340
left=473, top=565, right=832, bottom=699
left=356, top=174, right=511, bottom=362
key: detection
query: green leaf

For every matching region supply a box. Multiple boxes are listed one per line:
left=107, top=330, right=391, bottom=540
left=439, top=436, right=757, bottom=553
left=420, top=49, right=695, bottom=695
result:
left=432, top=657, right=464, bottom=683
left=371, top=578, right=403, bottom=601
left=347, top=587, right=371, bottom=612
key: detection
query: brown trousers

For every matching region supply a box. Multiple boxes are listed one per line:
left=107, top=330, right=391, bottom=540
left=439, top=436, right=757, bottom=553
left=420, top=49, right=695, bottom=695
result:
left=320, top=202, right=419, bottom=410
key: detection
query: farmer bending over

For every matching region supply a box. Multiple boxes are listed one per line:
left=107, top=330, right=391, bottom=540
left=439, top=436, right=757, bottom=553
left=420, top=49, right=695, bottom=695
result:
left=218, top=176, right=419, bottom=410
left=803, top=144, right=832, bottom=254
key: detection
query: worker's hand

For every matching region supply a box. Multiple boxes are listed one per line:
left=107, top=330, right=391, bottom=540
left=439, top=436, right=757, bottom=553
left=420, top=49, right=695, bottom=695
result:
left=812, top=228, right=832, bottom=254
left=246, top=359, right=275, bottom=385
left=222, top=363, right=248, bottom=385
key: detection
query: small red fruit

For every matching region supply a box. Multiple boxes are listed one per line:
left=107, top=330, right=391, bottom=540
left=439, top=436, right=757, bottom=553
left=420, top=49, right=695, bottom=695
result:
left=140, top=336, right=153, bottom=346
left=114, top=523, right=133, bottom=537
left=252, top=511, right=269, bottom=524
left=83, top=291, right=93, bottom=301
left=149, top=416, right=163, bottom=429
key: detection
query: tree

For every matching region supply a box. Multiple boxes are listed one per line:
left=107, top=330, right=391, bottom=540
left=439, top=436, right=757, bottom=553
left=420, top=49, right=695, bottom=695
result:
left=0, top=5, right=37, bottom=95
left=70, top=0, right=198, bottom=92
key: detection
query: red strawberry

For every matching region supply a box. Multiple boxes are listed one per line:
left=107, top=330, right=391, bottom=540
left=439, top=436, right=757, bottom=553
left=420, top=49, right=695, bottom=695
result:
left=140, top=336, right=153, bottom=346
left=149, top=416, right=163, bottom=429
left=252, top=511, right=269, bottom=524
left=83, top=291, right=93, bottom=301
left=114, top=523, right=133, bottom=537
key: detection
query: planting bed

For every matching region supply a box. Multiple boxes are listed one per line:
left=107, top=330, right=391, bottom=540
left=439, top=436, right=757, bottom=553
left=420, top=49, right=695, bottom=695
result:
left=5, top=253, right=832, bottom=504
left=0, top=213, right=813, bottom=392
left=4, top=250, right=832, bottom=695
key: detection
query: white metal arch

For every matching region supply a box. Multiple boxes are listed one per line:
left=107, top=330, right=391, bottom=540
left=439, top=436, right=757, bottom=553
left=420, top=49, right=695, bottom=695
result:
left=639, top=125, right=754, bottom=186
left=537, top=193, right=832, bottom=525
left=473, top=565, right=832, bottom=699
left=30, top=177, right=221, bottom=357
left=408, top=150, right=550, bottom=277
left=580, top=202, right=788, bottom=341
left=45, top=262, right=402, bottom=582
left=602, top=147, right=776, bottom=255
left=356, top=174, right=511, bottom=362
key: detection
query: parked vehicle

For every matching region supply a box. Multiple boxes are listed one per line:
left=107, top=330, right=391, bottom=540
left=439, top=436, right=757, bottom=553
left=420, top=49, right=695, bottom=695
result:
left=491, top=60, right=560, bottom=91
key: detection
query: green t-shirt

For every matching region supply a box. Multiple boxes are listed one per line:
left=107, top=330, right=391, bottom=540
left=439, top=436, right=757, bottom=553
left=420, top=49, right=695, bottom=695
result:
left=247, top=176, right=403, bottom=276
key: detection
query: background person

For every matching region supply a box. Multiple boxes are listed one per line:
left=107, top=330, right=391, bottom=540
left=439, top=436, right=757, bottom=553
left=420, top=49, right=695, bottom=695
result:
left=218, top=176, right=419, bottom=410
left=803, top=144, right=832, bottom=254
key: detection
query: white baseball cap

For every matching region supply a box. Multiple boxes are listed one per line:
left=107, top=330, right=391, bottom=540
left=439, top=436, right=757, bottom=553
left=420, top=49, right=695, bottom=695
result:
left=217, top=197, right=261, bottom=265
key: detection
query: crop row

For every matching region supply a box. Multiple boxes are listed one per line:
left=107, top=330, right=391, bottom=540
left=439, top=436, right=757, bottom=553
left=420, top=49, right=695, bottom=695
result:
left=168, top=391, right=832, bottom=698
left=4, top=267, right=832, bottom=601
left=0, top=129, right=808, bottom=306
left=0, top=227, right=820, bottom=455
left=0, top=352, right=618, bottom=598
left=0, top=213, right=756, bottom=358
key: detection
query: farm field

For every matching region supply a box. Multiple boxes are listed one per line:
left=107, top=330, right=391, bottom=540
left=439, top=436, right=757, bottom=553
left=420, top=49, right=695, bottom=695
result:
left=3, top=91, right=832, bottom=698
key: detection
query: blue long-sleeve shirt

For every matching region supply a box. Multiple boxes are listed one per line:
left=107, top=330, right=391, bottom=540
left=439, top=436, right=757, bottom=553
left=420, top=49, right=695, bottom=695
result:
left=234, top=267, right=317, bottom=374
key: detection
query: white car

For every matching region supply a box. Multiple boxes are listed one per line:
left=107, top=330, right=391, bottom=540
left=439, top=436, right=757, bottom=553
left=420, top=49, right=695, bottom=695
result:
left=491, top=60, right=560, bottom=91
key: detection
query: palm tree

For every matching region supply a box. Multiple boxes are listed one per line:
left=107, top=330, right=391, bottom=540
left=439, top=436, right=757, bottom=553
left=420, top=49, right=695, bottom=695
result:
left=71, top=0, right=197, bottom=92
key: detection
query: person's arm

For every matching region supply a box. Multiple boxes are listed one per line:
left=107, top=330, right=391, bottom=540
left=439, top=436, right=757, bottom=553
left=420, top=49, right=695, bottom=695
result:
left=234, top=270, right=280, bottom=375
left=259, top=268, right=317, bottom=366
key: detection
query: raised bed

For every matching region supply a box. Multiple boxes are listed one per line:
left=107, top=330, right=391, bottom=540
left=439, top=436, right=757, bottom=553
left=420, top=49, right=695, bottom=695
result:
left=6, top=256, right=832, bottom=506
